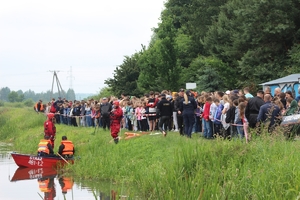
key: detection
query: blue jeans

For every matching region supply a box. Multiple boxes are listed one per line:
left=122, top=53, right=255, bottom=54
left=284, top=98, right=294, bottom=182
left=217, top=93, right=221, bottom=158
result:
left=183, top=113, right=195, bottom=138
left=85, top=111, right=92, bottom=127
left=236, top=122, right=244, bottom=138
left=203, top=120, right=212, bottom=138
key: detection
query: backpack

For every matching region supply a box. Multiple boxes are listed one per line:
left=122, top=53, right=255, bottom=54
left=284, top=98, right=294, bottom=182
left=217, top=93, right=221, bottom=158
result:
left=225, top=106, right=236, bottom=124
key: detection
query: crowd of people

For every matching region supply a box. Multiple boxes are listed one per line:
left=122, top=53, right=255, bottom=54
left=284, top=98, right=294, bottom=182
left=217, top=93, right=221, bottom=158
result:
left=35, top=86, right=300, bottom=143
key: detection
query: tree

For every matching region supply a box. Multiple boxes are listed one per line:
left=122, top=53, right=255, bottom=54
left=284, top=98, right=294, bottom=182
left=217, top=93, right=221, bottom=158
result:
left=138, top=15, right=182, bottom=92
left=185, top=56, right=233, bottom=92
left=203, top=0, right=300, bottom=87
left=105, top=53, right=143, bottom=97
left=89, top=87, right=114, bottom=101
left=0, top=87, right=11, bottom=101
left=8, top=91, right=19, bottom=102
left=66, top=89, right=76, bottom=101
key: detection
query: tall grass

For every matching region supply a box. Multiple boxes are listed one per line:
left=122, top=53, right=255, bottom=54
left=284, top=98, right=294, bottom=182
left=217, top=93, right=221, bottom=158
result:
left=2, top=104, right=300, bottom=199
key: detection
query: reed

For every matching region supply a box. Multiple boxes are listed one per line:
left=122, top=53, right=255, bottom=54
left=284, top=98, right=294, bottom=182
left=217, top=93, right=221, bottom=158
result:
left=2, top=104, right=300, bottom=199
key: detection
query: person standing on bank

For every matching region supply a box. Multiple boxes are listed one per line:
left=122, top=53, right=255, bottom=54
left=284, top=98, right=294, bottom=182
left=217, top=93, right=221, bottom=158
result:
left=245, top=90, right=265, bottom=128
left=110, top=101, right=123, bottom=144
left=179, top=90, right=197, bottom=138
left=44, top=113, right=56, bottom=148
left=101, top=97, right=112, bottom=131
left=175, top=89, right=185, bottom=136
left=257, top=94, right=281, bottom=132
left=58, top=136, right=75, bottom=158
left=156, top=93, right=173, bottom=137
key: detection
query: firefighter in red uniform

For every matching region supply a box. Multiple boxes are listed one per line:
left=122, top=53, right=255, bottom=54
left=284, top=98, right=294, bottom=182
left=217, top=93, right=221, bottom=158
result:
left=110, top=101, right=123, bottom=144
left=44, top=113, right=56, bottom=148
left=58, top=136, right=75, bottom=158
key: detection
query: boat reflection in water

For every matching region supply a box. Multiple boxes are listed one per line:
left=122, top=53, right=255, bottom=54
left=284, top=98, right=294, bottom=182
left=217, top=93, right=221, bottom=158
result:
left=10, top=167, right=74, bottom=200
left=9, top=167, right=116, bottom=200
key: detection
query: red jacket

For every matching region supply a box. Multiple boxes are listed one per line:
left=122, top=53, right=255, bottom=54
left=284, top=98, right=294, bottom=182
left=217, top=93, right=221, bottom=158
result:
left=110, top=107, right=123, bottom=122
left=203, top=102, right=211, bottom=120
left=44, top=120, right=56, bottom=136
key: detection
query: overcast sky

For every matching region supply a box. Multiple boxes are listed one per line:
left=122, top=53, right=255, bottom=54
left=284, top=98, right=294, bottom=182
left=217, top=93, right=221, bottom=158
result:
left=0, top=0, right=165, bottom=94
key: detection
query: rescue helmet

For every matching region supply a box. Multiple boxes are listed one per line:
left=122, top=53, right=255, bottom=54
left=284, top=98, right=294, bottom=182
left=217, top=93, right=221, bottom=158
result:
left=113, top=101, right=119, bottom=107
left=47, top=113, right=55, bottom=119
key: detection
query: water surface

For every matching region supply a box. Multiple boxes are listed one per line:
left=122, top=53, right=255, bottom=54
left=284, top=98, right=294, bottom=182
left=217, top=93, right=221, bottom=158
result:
left=0, top=143, right=114, bottom=200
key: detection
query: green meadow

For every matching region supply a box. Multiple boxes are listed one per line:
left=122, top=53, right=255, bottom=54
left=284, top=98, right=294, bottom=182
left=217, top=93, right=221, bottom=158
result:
left=1, top=103, right=300, bottom=199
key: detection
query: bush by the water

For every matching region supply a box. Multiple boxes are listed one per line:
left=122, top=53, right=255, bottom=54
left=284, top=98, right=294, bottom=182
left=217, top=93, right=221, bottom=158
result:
left=2, top=104, right=300, bottom=199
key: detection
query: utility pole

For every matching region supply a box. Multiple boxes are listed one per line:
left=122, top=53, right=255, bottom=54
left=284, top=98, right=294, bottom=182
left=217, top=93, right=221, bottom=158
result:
left=49, top=70, right=65, bottom=100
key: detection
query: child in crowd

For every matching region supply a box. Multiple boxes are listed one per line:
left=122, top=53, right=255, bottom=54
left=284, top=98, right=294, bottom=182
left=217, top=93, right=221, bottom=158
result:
left=234, top=102, right=247, bottom=138
left=213, top=99, right=224, bottom=136
left=203, top=96, right=213, bottom=139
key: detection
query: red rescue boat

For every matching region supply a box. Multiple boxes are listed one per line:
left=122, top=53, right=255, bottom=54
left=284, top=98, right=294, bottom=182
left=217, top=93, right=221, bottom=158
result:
left=11, top=153, right=74, bottom=168
left=10, top=167, right=57, bottom=182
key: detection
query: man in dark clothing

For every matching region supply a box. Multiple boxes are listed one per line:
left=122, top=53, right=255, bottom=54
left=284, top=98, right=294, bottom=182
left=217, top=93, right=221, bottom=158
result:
left=245, top=90, right=265, bottom=128
left=157, top=94, right=173, bottom=137
left=257, top=94, right=281, bottom=132
left=175, top=89, right=185, bottom=136
left=101, top=97, right=112, bottom=131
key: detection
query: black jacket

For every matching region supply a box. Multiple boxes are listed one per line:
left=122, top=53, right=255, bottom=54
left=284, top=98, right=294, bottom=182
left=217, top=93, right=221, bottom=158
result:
left=179, top=96, right=197, bottom=115
left=245, top=96, right=265, bottom=118
left=174, top=96, right=184, bottom=114
left=157, top=97, right=173, bottom=117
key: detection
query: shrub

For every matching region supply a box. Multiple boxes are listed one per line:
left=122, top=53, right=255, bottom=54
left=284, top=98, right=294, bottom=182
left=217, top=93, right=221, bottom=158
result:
left=14, top=102, right=24, bottom=108
left=0, top=101, right=4, bottom=107
left=23, top=99, right=34, bottom=107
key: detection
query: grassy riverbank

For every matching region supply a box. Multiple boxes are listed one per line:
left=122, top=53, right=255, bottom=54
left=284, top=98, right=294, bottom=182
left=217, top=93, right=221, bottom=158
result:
left=2, top=104, right=300, bottom=199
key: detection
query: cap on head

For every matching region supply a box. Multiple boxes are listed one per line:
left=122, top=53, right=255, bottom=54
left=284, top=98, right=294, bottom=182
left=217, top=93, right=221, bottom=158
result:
left=113, top=101, right=119, bottom=107
left=102, top=97, right=107, bottom=100
left=62, top=136, right=67, bottom=140
left=225, top=90, right=230, bottom=95
left=179, top=88, right=185, bottom=93
left=47, top=113, right=54, bottom=119
left=44, top=135, right=50, bottom=140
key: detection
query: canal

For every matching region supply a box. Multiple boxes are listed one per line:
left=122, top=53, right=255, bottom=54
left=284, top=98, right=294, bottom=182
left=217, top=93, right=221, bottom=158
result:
left=0, top=143, right=115, bottom=200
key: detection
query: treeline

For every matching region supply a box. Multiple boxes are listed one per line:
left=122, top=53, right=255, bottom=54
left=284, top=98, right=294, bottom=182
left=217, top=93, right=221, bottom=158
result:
left=0, top=87, right=76, bottom=102
left=105, top=0, right=300, bottom=96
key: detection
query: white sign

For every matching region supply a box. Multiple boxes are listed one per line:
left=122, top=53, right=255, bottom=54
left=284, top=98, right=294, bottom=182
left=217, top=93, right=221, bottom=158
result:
left=186, top=83, right=196, bottom=89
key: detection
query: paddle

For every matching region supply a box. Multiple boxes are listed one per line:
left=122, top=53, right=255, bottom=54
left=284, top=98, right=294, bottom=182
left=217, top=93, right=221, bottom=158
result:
left=57, top=153, right=70, bottom=165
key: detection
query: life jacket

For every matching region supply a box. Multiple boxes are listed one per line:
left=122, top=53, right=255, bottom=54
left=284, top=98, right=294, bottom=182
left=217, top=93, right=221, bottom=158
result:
left=38, top=139, right=51, bottom=154
left=61, top=140, right=74, bottom=156
left=61, top=177, right=74, bottom=193
left=38, top=179, right=51, bottom=193
left=34, top=102, right=44, bottom=112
